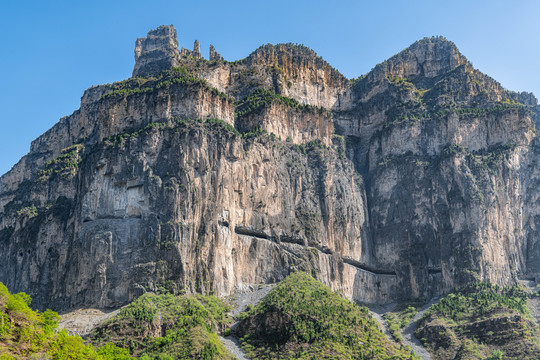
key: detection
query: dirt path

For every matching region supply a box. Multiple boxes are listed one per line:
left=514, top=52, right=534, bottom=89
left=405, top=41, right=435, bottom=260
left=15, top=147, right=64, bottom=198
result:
left=367, top=302, right=399, bottom=345
left=400, top=297, right=440, bottom=360
left=58, top=308, right=120, bottom=336
left=519, top=279, right=540, bottom=327
left=529, top=296, right=540, bottom=327
left=218, top=335, right=249, bottom=360
left=219, top=284, right=275, bottom=360
left=367, top=298, right=439, bottom=360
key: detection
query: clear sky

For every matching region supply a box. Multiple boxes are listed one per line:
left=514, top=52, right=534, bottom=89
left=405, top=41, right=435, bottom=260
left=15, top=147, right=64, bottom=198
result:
left=1, top=0, right=539, bottom=176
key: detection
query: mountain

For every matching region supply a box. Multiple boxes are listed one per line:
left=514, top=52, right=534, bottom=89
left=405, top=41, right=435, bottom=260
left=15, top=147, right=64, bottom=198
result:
left=0, top=25, right=539, bottom=314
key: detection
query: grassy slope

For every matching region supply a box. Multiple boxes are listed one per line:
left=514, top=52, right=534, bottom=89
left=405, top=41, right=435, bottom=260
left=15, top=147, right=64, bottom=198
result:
left=89, top=292, right=234, bottom=360
left=416, top=282, right=540, bottom=360
left=0, top=282, right=131, bottom=359
left=236, top=272, right=419, bottom=359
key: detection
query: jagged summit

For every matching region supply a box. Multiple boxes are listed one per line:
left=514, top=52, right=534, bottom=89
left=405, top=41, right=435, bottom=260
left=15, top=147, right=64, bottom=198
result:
left=389, top=36, right=466, bottom=78
left=181, top=40, right=202, bottom=58
left=354, top=36, right=467, bottom=88
left=132, top=26, right=536, bottom=107
left=132, top=25, right=348, bottom=93
left=133, top=25, right=221, bottom=77
left=352, top=36, right=537, bottom=107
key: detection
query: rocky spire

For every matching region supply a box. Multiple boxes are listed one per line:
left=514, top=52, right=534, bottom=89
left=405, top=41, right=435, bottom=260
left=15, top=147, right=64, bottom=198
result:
left=209, top=44, right=221, bottom=61
left=132, top=25, right=180, bottom=77
left=193, top=40, right=201, bottom=58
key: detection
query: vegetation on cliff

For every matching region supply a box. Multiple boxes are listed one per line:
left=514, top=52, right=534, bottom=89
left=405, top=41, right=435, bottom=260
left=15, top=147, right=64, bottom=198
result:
left=235, top=272, right=419, bottom=359
left=382, top=70, right=534, bottom=131
left=416, top=282, right=540, bottom=359
left=246, top=43, right=347, bottom=85
left=235, top=87, right=328, bottom=118
left=0, top=282, right=131, bottom=359
left=102, top=117, right=274, bottom=149
left=37, top=144, right=85, bottom=182
left=100, top=66, right=232, bottom=102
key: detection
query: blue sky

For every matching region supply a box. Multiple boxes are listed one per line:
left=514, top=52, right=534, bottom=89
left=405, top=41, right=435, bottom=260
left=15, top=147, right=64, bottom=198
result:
left=1, top=0, right=539, bottom=176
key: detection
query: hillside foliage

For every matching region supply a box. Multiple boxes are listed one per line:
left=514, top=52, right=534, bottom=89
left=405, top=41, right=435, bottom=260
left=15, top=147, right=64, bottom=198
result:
left=0, top=282, right=131, bottom=359
left=89, top=292, right=234, bottom=360
left=416, top=282, right=540, bottom=360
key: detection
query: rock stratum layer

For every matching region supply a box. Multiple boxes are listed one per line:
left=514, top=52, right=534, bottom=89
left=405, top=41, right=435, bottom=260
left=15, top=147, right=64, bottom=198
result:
left=1, top=25, right=539, bottom=311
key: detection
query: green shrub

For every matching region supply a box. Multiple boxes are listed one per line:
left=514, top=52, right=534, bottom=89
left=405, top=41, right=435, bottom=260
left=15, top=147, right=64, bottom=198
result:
left=37, top=144, right=84, bottom=182
left=16, top=205, right=38, bottom=219
left=96, top=343, right=133, bottom=359
left=417, top=282, right=540, bottom=359
left=47, top=331, right=99, bottom=359
left=206, top=118, right=240, bottom=136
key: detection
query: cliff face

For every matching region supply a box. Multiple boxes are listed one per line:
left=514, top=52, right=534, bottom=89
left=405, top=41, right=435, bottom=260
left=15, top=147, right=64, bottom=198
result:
left=0, top=27, right=538, bottom=310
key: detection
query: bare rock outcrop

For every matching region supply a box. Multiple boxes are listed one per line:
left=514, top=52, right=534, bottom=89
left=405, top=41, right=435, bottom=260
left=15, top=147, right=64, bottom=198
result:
left=193, top=40, right=201, bottom=58
left=246, top=43, right=352, bottom=109
left=133, top=25, right=181, bottom=78
left=209, top=44, right=221, bottom=61
left=181, top=40, right=202, bottom=59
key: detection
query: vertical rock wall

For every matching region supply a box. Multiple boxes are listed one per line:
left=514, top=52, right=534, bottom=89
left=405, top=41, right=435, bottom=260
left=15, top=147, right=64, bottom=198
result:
left=0, top=27, right=539, bottom=311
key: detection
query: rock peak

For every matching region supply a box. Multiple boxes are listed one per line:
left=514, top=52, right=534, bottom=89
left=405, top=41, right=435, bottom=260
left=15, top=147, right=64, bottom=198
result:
left=246, top=43, right=348, bottom=87
left=405, top=36, right=465, bottom=71
left=400, top=37, right=465, bottom=77
left=133, top=25, right=180, bottom=77
left=366, top=36, right=467, bottom=82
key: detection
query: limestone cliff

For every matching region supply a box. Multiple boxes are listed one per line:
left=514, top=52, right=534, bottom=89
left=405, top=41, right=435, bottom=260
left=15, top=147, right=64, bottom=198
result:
left=0, top=26, right=538, bottom=311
